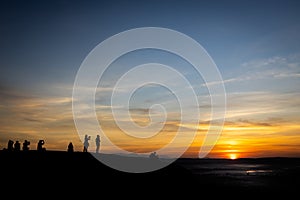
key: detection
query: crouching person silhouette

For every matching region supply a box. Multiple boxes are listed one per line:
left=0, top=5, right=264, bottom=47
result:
left=22, top=140, right=30, bottom=151
left=37, top=140, right=46, bottom=152
left=67, top=142, right=74, bottom=153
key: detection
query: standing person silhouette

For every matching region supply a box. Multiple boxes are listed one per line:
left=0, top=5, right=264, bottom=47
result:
left=14, top=141, right=21, bottom=151
left=83, top=135, right=90, bottom=152
left=7, top=140, right=14, bottom=151
left=95, top=135, right=101, bottom=153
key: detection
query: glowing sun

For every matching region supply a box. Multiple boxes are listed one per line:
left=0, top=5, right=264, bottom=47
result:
left=229, top=154, right=237, bottom=160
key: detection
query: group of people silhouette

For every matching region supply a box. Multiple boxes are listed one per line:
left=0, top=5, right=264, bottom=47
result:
left=82, top=134, right=101, bottom=153
left=149, top=151, right=159, bottom=160
left=2, top=135, right=160, bottom=161
left=5, top=139, right=45, bottom=152
left=66, top=135, right=101, bottom=153
left=3, top=134, right=101, bottom=153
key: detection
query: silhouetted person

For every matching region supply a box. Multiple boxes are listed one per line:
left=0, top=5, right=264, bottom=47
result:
left=37, top=140, right=46, bottom=152
left=67, top=142, right=74, bottom=153
left=149, top=152, right=159, bottom=160
left=7, top=140, right=14, bottom=151
left=14, top=141, right=21, bottom=151
left=22, top=140, right=30, bottom=151
left=95, top=135, right=101, bottom=153
left=83, top=135, right=90, bottom=152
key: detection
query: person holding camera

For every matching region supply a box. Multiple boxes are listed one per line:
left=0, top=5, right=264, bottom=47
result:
left=83, top=135, right=90, bottom=152
left=37, top=140, right=46, bottom=152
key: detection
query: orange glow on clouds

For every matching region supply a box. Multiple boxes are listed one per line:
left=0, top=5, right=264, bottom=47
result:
left=1, top=91, right=300, bottom=158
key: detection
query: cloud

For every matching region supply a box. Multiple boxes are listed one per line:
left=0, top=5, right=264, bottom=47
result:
left=241, top=56, right=287, bottom=68
left=201, top=78, right=239, bottom=87
left=200, top=55, right=300, bottom=89
left=0, top=85, right=82, bottom=150
left=236, top=119, right=272, bottom=127
left=203, top=55, right=300, bottom=90
left=129, top=108, right=150, bottom=114
left=240, top=55, right=300, bottom=80
left=223, top=118, right=280, bottom=128
left=0, top=84, right=34, bottom=103
left=225, top=91, right=300, bottom=120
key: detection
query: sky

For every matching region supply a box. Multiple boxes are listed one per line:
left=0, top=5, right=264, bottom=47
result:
left=0, top=0, right=300, bottom=158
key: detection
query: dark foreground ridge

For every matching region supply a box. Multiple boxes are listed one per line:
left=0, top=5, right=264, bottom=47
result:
left=1, top=150, right=300, bottom=196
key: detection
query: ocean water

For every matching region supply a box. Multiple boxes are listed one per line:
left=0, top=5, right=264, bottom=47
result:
left=186, top=162, right=274, bottom=176
left=178, top=158, right=300, bottom=177
left=174, top=158, right=300, bottom=190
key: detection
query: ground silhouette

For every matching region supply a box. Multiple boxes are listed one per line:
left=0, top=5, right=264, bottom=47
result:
left=0, top=150, right=299, bottom=197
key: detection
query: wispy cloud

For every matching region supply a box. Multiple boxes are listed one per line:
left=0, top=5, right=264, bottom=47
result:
left=0, top=85, right=82, bottom=150
left=239, top=55, right=300, bottom=80
left=202, top=55, right=300, bottom=88
left=225, top=91, right=300, bottom=120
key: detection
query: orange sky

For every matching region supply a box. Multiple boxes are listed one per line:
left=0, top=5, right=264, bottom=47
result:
left=1, top=89, right=300, bottom=159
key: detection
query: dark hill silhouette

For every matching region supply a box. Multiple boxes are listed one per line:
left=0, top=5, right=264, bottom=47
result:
left=0, top=150, right=193, bottom=189
left=0, top=150, right=300, bottom=197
